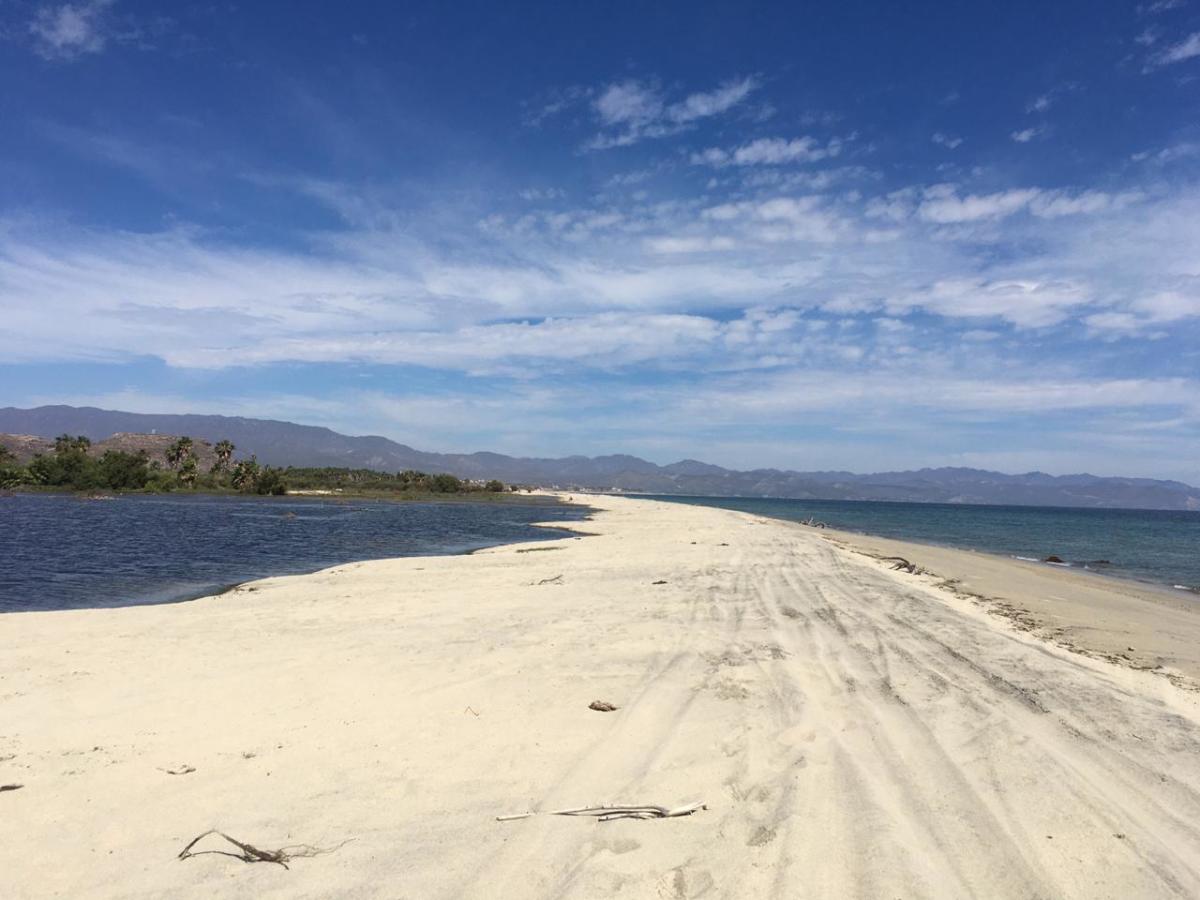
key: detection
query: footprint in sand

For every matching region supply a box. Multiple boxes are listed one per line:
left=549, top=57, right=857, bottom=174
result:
left=656, top=866, right=715, bottom=899
left=746, top=825, right=777, bottom=847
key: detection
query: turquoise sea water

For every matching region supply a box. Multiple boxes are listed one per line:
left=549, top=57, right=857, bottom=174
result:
left=0, top=493, right=585, bottom=612
left=642, top=495, right=1200, bottom=594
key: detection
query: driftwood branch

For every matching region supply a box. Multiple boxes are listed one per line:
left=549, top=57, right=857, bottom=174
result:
left=178, top=830, right=352, bottom=869
left=879, top=556, right=923, bottom=574
left=498, top=801, right=706, bottom=823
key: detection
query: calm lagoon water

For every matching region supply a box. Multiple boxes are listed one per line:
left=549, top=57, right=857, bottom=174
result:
left=0, top=493, right=586, bottom=612
left=643, top=495, right=1200, bottom=594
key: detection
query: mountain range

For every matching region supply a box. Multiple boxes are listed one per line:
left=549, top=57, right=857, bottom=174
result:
left=1, top=405, right=1197, bottom=510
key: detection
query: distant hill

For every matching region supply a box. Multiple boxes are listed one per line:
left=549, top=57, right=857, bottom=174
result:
left=1, top=405, right=1197, bottom=511
left=0, top=431, right=219, bottom=470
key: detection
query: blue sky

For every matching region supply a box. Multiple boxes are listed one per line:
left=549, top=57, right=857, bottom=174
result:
left=2, top=0, right=1200, bottom=480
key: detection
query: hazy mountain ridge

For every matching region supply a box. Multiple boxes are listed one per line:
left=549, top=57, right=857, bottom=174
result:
left=2, top=405, right=1197, bottom=510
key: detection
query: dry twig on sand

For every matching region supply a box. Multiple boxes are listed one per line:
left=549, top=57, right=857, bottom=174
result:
left=1, top=784, right=23, bottom=793
left=177, top=830, right=351, bottom=870
left=879, top=556, right=923, bottom=574
left=536, top=574, right=564, bottom=585
left=498, top=801, right=706, bottom=823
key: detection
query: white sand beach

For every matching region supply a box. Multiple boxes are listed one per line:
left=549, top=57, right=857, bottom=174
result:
left=3, top=494, right=1200, bottom=898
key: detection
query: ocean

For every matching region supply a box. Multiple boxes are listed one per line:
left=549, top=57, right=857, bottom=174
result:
left=642, top=495, right=1200, bottom=594
left=0, top=493, right=586, bottom=613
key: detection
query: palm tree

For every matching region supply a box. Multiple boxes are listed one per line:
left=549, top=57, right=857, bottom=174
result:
left=178, top=456, right=199, bottom=487
left=230, top=456, right=260, bottom=491
left=212, top=439, right=235, bottom=474
left=54, top=434, right=91, bottom=454
left=165, top=436, right=194, bottom=470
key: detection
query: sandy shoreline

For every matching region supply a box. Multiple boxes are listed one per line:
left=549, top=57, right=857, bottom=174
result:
left=3, top=493, right=1200, bottom=898
left=806, top=524, right=1200, bottom=690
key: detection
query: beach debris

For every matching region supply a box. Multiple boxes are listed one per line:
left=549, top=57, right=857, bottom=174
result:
left=536, top=574, right=564, bottom=585
left=178, top=830, right=352, bottom=870
left=800, top=517, right=827, bottom=529
left=588, top=700, right=619, bottom=712
left=498, top=801, right=706, bottom=823
left=879, top=556, right=923, bottom=574
left=651, top=579, right=668, bottom=585
left=1043, top=555, right=1065, bottom=564
left=465, top=706, right=481, bottom=717
left=160, top=764, right=196, bottom=775
left=516, top=546, right=561, bottom=553
left=1, top=783, right=23, bottom=793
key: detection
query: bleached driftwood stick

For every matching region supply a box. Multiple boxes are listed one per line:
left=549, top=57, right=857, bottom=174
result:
left=497, top=801, right=706, bottom=823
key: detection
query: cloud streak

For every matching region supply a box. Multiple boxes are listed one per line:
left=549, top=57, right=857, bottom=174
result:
left=691, top=135, right=845, bottom=167
left=1150, top=31, right=1200, bottom=67
left=584, top=76, right=759, bottom=150
left=29, top=0, right=115, bottom=60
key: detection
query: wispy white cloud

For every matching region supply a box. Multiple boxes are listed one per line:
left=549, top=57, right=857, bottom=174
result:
left=1025, top=82, right=1081, bottom=114
left=1086, top=289, right=1200, bottom=335
left=931, top=132, right=963, bottom=149
left=889, top=278, right=1092, bottom=328
left=593, top=80, right=662, bottom=128
left=667, top=77, right=759, bottom=123
left=644, top=235, right=738, bottom=254
left=518, top=187, right=566, bottom=202
left=691, top=135, right=845, bottom=167
left=29, top=0, right=115, bottom=60
left=915, top=185, right=1132, bottom=223
left=1132, top=141, right=1200, bottom=163
left=1149, top=31, right=1200, bottom=67
left=1136, top=26, right=1163, bottom=47
left=917, top=186, right=1041, bottom=223
left=523, top=85, right=593, bottom=127
left=1010, top=125, right=1046, bottom=143
left=1030, top=190, right=1139, bottom=217
left=1137, top=0, right=1185, bottom=15
left=584, top=76, right=758, bottom=150
left=677, top=370, right=1199, bottom=419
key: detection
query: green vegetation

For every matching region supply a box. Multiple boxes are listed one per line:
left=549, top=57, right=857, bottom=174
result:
left=0, top=435, right=511, bottom=499
left=0, top=434, right=286, bottom=495
left=213, top=439, right=235, bottom=473
left=280, top=467, right=508, bottom=496
left=228, top=456, right=287, bottom=495
left=0, top=444, right=25, bottom=489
